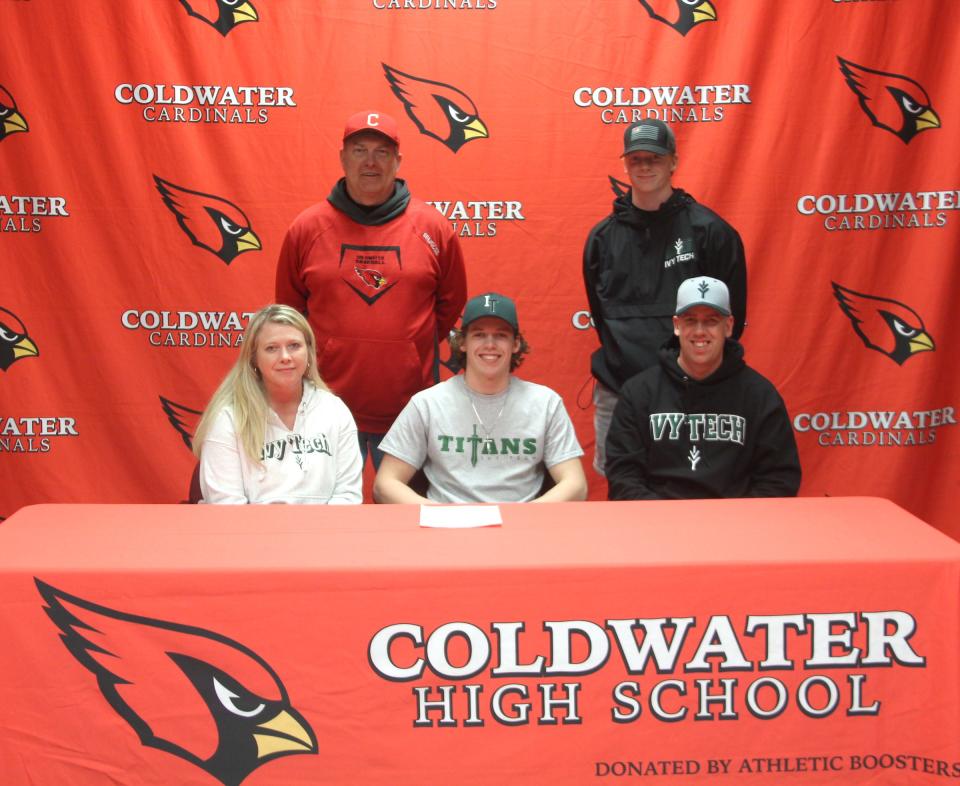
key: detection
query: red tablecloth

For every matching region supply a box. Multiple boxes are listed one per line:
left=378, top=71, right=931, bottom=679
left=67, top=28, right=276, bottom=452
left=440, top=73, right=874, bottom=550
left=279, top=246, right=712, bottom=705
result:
left=1, top=498, right=958, bottom=785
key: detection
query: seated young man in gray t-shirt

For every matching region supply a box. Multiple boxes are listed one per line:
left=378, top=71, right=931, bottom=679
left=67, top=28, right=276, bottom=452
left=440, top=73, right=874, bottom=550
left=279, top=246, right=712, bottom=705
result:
left=374, top=292, right=588, bottom=504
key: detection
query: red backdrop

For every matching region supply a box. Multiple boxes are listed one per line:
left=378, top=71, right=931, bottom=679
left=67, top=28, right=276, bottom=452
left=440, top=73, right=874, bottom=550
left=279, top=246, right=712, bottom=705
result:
left=2, top=1, right=958, bottom=535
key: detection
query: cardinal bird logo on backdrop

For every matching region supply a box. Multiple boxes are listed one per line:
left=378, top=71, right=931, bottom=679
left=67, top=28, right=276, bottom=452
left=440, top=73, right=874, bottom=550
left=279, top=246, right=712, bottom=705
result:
left=832, top=282, right=935, bottom=365
left=37, top=579, right=317, bottom=786
left=0, top=307, right=39, bottom=372
left=160, top=395, right=203, bottom=450
left=637, top=0, right=718, bottom=36
left=609, top=176, right=631, bottom=200
left=0, top=85, right=29, bottom=142
left=178, top=0, right=259, bottom=36
left=154, top=176, right=262, bottom=264
left=382, top=63, right=489, bottom=153
left=837, top=57, right=940, bottom=144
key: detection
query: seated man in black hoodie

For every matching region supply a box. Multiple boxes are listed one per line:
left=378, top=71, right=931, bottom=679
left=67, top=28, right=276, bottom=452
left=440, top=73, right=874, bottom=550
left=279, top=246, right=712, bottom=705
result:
left=606, top=276, right=800, bottom=500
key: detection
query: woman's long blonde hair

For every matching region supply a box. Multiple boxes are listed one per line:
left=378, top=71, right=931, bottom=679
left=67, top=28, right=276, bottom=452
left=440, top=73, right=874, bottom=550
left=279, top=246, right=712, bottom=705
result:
left=193, top=304, right=327, bottom=463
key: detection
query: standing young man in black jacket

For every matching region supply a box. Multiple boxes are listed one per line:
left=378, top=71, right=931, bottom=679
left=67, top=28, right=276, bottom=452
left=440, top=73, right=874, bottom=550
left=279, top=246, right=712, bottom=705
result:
left=606, top=276, right=800, bottom=500
left=583, top=119, right=747, bottom=476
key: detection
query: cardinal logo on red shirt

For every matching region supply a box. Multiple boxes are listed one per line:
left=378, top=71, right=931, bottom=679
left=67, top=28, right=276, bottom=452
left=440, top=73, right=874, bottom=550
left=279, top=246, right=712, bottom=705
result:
left=355, top=265, right=388, bottom=290
left=37, top=579, right=317, bottom=786
left=339, top=244, right=401, bottom=304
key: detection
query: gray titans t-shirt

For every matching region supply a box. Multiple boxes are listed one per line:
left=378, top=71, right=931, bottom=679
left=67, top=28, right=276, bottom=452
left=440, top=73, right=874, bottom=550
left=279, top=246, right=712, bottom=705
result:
left=380, top=375, right=583, bottom=503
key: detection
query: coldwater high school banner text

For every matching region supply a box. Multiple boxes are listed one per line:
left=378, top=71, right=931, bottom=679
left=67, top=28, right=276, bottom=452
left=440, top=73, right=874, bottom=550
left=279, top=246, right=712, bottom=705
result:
left=0, top=498, right=958, bottom=784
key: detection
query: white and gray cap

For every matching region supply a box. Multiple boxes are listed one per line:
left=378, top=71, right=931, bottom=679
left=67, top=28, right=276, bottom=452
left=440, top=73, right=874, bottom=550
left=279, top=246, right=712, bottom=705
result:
left=675, top=276, right=731, bottom=316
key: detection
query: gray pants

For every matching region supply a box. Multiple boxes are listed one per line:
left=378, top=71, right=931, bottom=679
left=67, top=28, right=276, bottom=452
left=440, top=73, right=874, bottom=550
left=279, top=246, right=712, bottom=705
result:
left=592, top=381, right=618, bottom=477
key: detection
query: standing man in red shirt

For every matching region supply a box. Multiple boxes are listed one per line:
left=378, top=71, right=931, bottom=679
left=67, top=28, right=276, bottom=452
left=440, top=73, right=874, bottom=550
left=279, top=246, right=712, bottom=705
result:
left=276, top=111, right=467, bottom=469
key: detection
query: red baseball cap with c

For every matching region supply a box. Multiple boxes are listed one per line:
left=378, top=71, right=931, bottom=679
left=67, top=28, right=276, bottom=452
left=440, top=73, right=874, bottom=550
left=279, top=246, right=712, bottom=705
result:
left=343, top=111, right=399, bottom=147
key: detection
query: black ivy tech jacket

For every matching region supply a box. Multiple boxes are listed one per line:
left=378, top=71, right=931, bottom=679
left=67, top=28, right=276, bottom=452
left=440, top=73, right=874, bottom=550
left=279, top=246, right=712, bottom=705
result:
left=605, top=338, right=801, bottom=500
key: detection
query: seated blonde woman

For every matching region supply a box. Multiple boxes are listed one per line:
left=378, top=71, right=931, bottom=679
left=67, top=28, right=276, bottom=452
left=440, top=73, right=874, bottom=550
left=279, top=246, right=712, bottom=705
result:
left=194, top=304, right=363, bottom=504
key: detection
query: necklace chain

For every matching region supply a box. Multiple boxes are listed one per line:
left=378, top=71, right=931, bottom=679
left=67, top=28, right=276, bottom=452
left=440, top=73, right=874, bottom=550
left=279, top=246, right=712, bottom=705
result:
left=466, top=382, right=509, bottom=437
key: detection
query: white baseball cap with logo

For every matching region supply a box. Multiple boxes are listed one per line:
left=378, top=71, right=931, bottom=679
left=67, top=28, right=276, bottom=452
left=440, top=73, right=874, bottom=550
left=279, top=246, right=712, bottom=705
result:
left=675, top=276, right=731, bottom=316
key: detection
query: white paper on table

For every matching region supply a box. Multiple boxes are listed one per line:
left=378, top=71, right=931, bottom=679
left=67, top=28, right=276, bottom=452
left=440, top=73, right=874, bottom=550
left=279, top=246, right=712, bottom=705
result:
left=419, top=505, right=502, bottom=528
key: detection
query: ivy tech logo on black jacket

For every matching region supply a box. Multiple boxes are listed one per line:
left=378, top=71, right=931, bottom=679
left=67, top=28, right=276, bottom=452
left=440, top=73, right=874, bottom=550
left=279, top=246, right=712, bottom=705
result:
left=154, top=175, right=262, bottom=264
left=837, top=57, right=940, bottom=143
left=0, top=85, right=28, bottom=142
left=383, top=63, right=489, bottom=152
left=178, top=0, right=259, bottom=36
left=37, top=579, right=317, bottom=786
left=637, top=0, right=717, bottom=36
left=0, top=307, right=38, bottom=372
left=832, top=282, right=935, bottom=365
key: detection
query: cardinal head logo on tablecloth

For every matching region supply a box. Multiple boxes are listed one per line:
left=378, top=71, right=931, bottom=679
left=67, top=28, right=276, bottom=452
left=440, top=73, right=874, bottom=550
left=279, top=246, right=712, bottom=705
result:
left=832, top=282, right=935, bottom=366
left=154, top=176, right=262, bottom=265
left=383, top=63, right=489, bottom=153
left=837, top=57, right=941, bottom=144
left=637, top=0, right=718, bottom=36
left=36, top=579, right=317, bottom=786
